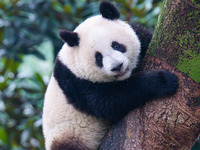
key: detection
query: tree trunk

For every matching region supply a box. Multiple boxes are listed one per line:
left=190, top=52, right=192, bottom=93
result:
left=100, top=0, right=200, bottom=149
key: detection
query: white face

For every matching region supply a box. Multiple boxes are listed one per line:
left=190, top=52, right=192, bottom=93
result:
left=59, top=15, right=141, bottom=83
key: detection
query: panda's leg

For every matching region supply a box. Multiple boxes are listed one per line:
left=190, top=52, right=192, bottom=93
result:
left=43, top=77, right=108, bottom=150
left=44, top=114, right=107, bottom=150
left=46, top=121, right=108, bottom=150
left=45, top=125, right=90, bottom=150
left=42, top=78, right=89, bottom=150
left=50, top=137, right=89, bottom=150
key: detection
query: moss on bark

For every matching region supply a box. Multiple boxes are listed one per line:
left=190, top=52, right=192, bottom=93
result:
left=148, top=0, right=200, bottom=82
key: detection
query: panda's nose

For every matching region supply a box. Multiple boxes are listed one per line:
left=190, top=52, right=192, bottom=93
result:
left=111, top=63, right=123, bottom=72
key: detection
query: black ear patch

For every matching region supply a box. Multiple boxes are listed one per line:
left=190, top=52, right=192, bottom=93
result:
left=59, top=29, right=79, bottom=47
left=99, top=1, right=120, bottom=20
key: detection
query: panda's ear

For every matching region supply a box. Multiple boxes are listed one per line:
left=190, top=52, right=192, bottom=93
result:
left=99, top=1, right=120, bottom=20
left=59, top=29, right=79, bottom=47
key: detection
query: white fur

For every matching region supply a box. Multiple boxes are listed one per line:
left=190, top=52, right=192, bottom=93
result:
left=43, top=15, right=141, bottom=150
left=43, top=76, right=109, bottom=150
left=59, top=15, right=141, bottom=82
left=103, top=50, right=129, bottom=79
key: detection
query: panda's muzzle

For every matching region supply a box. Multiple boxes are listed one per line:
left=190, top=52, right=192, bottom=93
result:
left=114, top=67, right=129, bottom=78
left=111, top=63, right=123, bottom=72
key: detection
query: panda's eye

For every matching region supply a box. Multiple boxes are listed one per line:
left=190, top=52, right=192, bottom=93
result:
left=112, top=41, right=126, bottom=53
left=113, top=42, right=120, bottom=50
left=95, top=52, right=103, bottom=68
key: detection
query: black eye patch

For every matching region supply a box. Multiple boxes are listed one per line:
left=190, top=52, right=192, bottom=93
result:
left=111, top=41, right=126, bottom=53
left=95, top=52, right=103, bottom=68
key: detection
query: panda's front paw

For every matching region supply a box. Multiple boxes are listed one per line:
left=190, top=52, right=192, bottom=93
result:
left=158, top=71, right=179, bottom=96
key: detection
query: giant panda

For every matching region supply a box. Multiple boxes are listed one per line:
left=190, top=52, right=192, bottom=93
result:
left=42, top=1, right=178, bottom=150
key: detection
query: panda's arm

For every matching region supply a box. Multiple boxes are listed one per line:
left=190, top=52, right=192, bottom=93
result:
left=130, top=70, right=178, bottom=101
left=84, top=70, right=178, bottom=124
left=53, top=59, right=178, bottom=124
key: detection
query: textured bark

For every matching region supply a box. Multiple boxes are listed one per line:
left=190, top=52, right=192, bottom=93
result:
left=100, top=0, right=200, bottom=149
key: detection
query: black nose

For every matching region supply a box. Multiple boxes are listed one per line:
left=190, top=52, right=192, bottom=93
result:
left=111, top=63, right=123, bottom=72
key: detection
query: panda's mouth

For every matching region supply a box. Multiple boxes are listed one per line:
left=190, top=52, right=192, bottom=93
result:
left=115, top=68, right=129, bottom=78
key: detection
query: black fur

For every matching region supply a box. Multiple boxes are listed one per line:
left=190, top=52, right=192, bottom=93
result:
left=51, top=138, right=90, bottom=150
left=112, top=41, right=126, bottom=53
left=95, top=52, right=103, bottom=68
left=131, top=23, right=153, bottom=60
left=100, top=1, right=120, bottom=20
left=131, top=23, right=153, bottom=72
left=54, top=58, right=178, bottom=124
left=59, top=30, right=79, bottom=47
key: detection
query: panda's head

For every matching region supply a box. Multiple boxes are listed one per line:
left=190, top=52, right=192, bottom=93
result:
left=58, top=1, right=141, bottom=83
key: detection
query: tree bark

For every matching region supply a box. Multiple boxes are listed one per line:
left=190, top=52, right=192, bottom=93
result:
left=100, top=0, right=200, bottom=149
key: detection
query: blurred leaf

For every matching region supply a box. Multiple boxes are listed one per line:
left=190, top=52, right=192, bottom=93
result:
left=64, top=5, right=71, bottom=13
left=21, top=87, right=41, bottom=93
left=20, top=129, right=30, bottom=147
left=51, top=1, right=64, bottom=13
left=0, top=127, right=8, bottom=144
left=0, top=28, right=4, bottom=43
left=192, top=138, right=200, bottom=150
left=35, top=73, right=45, bottom=87
left=132, top=7, right=145, bottom=17
left=0, top=77, right=9, bottom=91
left=30, top=49, right=46, bottom=60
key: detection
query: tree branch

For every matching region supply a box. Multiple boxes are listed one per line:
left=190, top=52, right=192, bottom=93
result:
left=100, top=0, right=200, bottom=149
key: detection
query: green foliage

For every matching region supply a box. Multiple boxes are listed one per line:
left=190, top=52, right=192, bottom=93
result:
left=192, top=137, right=200, bottom=150
left=176, top=50, right=200, bottom=82
left=0, top=127, right=8, bottom=144
left=0, top=57, right=46, bottom=149
left=0, top=0, right=163, bottom=149
left=0, top=0, right=162, bottom=60
left=116, top=0, right=162, bottom=27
